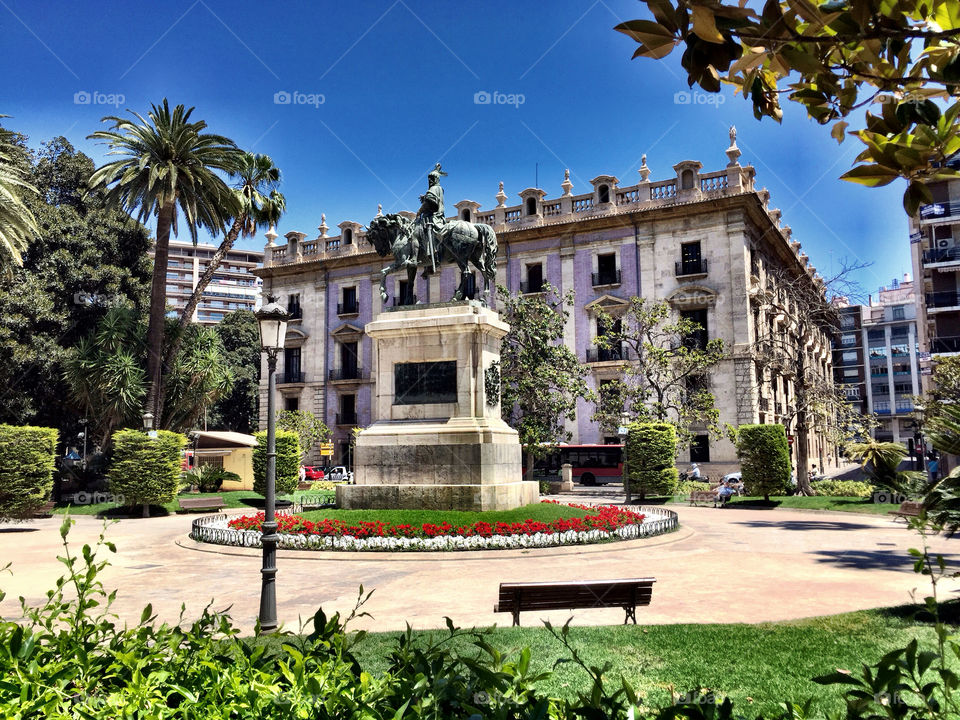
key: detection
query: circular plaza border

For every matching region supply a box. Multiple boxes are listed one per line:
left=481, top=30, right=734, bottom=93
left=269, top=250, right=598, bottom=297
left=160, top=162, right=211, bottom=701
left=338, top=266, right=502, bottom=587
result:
left=189, top=504, right=678, bottom=553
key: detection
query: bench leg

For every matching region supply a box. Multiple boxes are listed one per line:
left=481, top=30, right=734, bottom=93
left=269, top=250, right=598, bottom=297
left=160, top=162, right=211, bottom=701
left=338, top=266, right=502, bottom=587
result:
left=624, top=605, right=637, bottom=624
left=512, top=609, right=520, bottom=627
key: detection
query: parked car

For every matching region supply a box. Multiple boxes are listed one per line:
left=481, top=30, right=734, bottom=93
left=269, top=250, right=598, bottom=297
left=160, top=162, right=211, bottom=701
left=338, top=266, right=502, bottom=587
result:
left=326, top=466, right=349, bottom=482
left=302, top=466, right=324, bottom=481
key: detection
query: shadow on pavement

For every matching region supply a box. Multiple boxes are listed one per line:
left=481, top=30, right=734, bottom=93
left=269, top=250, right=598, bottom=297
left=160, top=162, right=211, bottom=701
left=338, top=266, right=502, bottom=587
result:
left=733, top=519, right=880, bottom=531
left=813, top=549, right=960, bottom=571
left=0, top=526, right=40, bottom=533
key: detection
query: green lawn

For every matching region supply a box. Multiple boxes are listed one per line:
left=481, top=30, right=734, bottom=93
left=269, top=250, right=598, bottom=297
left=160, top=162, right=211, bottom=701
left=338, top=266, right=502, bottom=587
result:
left=298, top=502, right=589, bottom=526
left=666, top=495, right=895, bottom=514
left=51, top=490, right=330, bottom=517
left=286, top=603, right=949, bottom=717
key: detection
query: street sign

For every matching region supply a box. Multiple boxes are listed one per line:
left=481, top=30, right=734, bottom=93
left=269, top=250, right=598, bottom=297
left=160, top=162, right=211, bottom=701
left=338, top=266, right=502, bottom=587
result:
left=787, top=434, right=794, bottom=446
left=922, top=366, right=933, bottom=376
left=319, top=443, right=334, bottom=456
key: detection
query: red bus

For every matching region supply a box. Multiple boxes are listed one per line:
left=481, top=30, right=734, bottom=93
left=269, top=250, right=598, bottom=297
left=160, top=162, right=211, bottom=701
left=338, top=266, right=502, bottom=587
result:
left=533, top=444, right=624, bottom=486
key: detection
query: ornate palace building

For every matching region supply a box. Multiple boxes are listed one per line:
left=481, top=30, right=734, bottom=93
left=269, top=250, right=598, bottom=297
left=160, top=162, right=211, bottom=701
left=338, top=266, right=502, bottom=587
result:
left=253, top=131, right=835, bottom=474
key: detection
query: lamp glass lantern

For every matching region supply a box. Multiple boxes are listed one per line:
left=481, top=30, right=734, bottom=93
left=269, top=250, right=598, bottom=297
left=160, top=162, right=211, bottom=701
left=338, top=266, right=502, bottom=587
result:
left=256, top=297, right=289, bottom=354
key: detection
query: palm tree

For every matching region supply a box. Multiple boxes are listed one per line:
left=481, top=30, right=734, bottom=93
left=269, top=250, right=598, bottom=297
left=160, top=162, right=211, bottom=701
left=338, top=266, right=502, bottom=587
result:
left=175, top=153, right=285, bottom=333
left=0, top=115, right=39, bottom=270
left=88, top=100, right=242, bottom=421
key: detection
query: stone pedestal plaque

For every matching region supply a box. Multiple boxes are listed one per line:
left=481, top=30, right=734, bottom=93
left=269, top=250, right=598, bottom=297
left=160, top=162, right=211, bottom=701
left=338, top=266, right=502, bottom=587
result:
left=337, top=302, right=538, bottom=511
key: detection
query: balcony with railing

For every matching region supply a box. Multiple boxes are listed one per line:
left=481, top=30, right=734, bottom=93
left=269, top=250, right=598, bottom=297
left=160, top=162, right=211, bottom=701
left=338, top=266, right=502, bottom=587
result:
left=919, top=201, right=960, bottom=223
left=874, top=400, right=891, bottom=414
left=932, top=336, right=960, bottom=354
left=337, top=301, right=359, bottom=315
left=926, top=291, right=960, bottom=310
left=328, top=367, right=368, bottom=382
left=287, top=306, right=303, bottom=320
left=335, top=412, right=357, bottom=426
left=759, top=397, right=770, bottom=412
left=585, top=345, right=630, bottom=363
left=277, top=371, right=305, bottom=384
left=519, top=280, right=545, bottom=294
left=923, top=246, right=960, bottom=265
left=591, top=270, right=621, bottom=287
left=675, top=258, right=708, bottom=277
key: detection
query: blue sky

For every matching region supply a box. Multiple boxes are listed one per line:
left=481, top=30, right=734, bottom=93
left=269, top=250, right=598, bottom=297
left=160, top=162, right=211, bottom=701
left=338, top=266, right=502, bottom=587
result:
left=1, top=0, right=911, bottom=296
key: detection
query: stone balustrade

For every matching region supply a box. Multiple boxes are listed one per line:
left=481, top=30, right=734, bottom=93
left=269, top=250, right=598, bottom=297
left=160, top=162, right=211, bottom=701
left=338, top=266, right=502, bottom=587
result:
left=266, top=163, right=756, bottom=267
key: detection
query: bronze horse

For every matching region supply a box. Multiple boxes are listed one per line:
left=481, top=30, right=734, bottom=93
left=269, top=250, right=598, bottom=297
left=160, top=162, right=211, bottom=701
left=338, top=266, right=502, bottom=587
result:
left=365, top=213, right=498, bottom=306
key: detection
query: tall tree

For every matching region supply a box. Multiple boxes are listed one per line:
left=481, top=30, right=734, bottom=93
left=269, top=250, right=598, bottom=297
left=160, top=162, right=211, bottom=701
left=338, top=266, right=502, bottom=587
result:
left=590, top=298, right=724, bottom=447
left=0, top=136, right=151, bottom=431
left=0, top=116, right=38, bottom=270
left=87, top=99, right=242, bottom=422
left=615, top=0, right=960, bottom=213
left=161, top=323, right=234, bottom=432
left=277, top=409, right=330, bottom=462
left=497, top=284, right=589, bottom=476
left=208, top=309, right=261, bottom=433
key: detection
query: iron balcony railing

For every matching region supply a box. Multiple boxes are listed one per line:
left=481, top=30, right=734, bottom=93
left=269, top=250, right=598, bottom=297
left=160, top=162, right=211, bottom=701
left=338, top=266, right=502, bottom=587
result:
left=591, top=270, right=621, bottom=287
left=932, top=336, right=960, bottom=353
left=675, top=258, right=708, bottom=276
left=277, top=371, right=305, bottom=384
left=335, top=413, right=357, bottom=426
left=923, top=246, right=960, bottom=264
left=585, top=346, right=631, bottom=363
left=926, top=291, right=960, bottom=308
left=919, top=201, right=960, bottom=221
left=328, top=367, right=367, bottom=381
left=337, top=301, right=359, bottom=315
left=519, top=280, right=545, bottom=294
left=287, top=306, right=303, bottom=320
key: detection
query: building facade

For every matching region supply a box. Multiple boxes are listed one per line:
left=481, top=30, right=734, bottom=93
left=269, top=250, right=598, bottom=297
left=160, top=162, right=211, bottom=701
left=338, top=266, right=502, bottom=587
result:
left=154, top=241, right=263, bottom=324
left=253, top=132, right=835, bottom=473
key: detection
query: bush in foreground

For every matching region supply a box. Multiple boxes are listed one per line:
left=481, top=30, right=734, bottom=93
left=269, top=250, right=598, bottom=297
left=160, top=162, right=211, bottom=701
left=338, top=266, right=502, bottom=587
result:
left=625, top=422, right=678, bottom=499
left=108, top=429, right=186, bottom=517
left=0, top=424, right=58, bottom=520
left=736, top=424, right=791, bottom=500
left=812, top=480, right=873, bottom=498
left=253, top=428, right=300, bottom=495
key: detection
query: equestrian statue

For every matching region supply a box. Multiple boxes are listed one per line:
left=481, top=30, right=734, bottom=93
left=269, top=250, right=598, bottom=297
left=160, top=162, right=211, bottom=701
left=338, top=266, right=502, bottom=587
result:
left=365, top=164, right=498, bottom=306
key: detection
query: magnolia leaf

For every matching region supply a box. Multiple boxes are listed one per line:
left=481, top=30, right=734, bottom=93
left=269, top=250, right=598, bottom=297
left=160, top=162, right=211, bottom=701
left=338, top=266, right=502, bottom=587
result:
left=839, top=164, right=899, bottom=187
left=691, top=6, right=725, bottom=42
left=830, top=120, right=849, bottom=143
left=934, top=0, right=960, bottom=30
left=633, top=42, right=677, bottom=60
left=614, top=19, right=675, bottom=45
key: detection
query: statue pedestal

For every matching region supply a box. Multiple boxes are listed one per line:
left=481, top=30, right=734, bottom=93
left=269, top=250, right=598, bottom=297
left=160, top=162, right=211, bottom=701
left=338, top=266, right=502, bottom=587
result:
left=337, top=302, right=538, bottom=511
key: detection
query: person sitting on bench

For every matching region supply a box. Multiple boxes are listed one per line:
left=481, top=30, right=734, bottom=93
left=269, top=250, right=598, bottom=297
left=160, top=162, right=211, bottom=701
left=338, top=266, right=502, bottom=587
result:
left=715, top=480, right=736, bottom=506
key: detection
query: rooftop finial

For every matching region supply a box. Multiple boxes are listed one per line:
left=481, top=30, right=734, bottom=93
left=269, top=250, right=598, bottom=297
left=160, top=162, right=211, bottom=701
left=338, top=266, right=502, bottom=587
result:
left=638, top=154, right=651, bottom=183
left=496, top=181, right=507, bottom=208
left=726, top=126, right=742, bottom=166
left=561, top=169, right=573, bottom=196
left=318, top=213, right=329, bottom=238
left=264, top=223, right=278, bottom=247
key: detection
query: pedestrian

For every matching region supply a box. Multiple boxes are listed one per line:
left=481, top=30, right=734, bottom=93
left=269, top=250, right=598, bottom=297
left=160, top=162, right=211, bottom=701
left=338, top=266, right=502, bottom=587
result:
left=928, top=455, right=940, bottom=483
left=690, top=462, right=701, bottom=480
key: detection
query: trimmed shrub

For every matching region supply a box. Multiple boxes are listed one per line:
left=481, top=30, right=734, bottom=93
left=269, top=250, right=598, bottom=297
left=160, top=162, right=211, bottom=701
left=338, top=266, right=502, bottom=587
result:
left=675, top=479, right=711, bottom=496
left=253, top=429, right=300, bottom=496
left=736, top=424, right=791, bottom=499
left=0, top=424, right=58, bottom=520
left=812, top=479, right=873, bottom=497
left=625, top=421, right=679, bottom=499
left=108, top=429, right=187, bottom=516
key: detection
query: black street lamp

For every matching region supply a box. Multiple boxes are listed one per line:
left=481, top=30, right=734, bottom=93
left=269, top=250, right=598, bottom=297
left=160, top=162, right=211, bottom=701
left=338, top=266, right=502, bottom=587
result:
left=618, top=420, right=631, bottom=505
left=255, top=295, right=289, bottom=634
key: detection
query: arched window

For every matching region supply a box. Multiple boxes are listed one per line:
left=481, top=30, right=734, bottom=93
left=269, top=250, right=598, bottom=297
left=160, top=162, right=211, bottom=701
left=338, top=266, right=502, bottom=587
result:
left=461, top=209, right=471, bottom=221
left=526, top=197, right=537, bottom=216
left=598, top=184, right=610, bottom=204
left=681, top=169, right=695, bottom=190
left=344, top=228, right=353, bottom=245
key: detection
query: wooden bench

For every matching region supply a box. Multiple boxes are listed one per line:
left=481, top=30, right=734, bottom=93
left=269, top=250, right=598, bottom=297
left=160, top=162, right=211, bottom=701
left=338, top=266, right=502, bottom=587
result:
left=494, top=578, right=656, bottom=626
left=689, top=490, right=717, bottom=507
left=888, top=500, right=922, bottom=520
left=178, top=495, right=225, bottom=512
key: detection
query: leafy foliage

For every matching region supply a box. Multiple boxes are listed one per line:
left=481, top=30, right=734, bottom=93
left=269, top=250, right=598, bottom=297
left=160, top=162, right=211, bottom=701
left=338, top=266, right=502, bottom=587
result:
left=184, top=465, right=239, bottom=493
left=626, top=421, right=680, bottom=498
left=161, top=323, right=233, bottom=432
left=0, top=136, right=151, bottom=431
left=0, top=115, right=38, bottom=270
left=208, top=309, right=261, bottom=433
left=846, top=438, right=925, bottom=496
left=108, top=429, right=186, bottom=515
left=591, top=298, right=724, bottom=447
left=277, top=409, right=330, bottom=462
left=736, top=424, right=791, bottom=499
left=0, top=424, right=57, bottom=520
left=253, top=428, right=300, bottom=495
left=497, top=284, right=589, bottom=468
left=615, top=0, right=960, bottom=214
left=811, top=479, right=873, bottom=498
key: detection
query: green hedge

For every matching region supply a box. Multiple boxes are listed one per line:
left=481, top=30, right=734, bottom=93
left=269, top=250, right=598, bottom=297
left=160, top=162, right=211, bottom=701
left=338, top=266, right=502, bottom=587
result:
left=736, top=424, right=791, bottom=499
left=253, top=429, right=300, bottom=496
left=0, top=424, right=58, bottom=520
left=625, top=421, right=679, bottom=499
left=108, top=429, right=186, bottom=515
left=812, top=479, right=873, bottom=497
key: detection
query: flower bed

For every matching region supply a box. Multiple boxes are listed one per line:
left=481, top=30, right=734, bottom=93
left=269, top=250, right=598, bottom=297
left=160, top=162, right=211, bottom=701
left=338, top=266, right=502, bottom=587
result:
left=192, top=502, right=678, bottom=552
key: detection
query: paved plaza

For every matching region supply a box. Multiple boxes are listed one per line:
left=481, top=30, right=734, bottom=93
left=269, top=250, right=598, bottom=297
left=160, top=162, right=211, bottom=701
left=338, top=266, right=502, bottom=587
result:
left=1, top=503, right=956, bottom=635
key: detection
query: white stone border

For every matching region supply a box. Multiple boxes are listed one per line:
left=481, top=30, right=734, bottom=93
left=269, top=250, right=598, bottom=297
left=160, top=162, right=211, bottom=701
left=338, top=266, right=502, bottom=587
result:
left=190, top=504, right=678, bottom=553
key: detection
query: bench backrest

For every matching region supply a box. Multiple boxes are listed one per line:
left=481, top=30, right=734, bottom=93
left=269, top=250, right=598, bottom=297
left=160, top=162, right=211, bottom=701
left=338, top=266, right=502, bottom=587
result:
left=497, top=578, right=655, bottom=611
left=179, top=496, right=224, bottom=508
left=899, top=501, right=923, bottom=513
